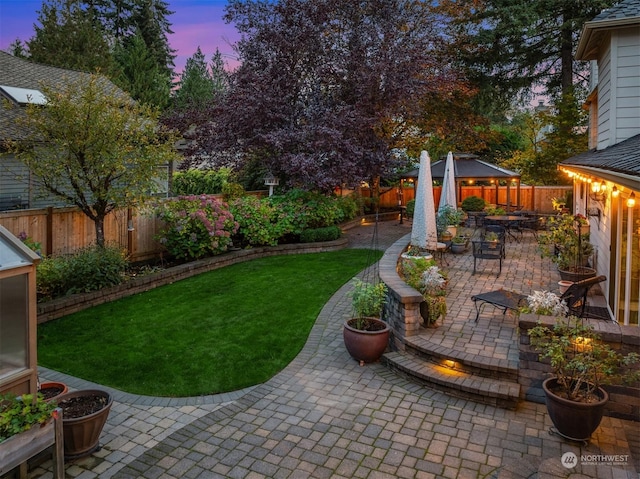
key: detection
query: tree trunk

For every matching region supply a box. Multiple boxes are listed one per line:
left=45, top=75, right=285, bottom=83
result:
left=94, top=216, right=106, bottom=248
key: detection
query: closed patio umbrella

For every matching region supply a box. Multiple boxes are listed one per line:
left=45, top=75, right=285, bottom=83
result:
left=410, top=151, right=438, bottom=251
left=438, top=151, right=457, bottom=212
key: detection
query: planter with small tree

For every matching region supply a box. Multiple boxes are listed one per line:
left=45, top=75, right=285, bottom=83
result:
left=528, top=316, right=640, bottom=443
left=343, top=279, right=390, bottom=365
left=537, top=214, right=595, bottom=282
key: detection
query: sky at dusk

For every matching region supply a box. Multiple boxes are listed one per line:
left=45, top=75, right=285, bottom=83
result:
left=0, top=0, right=240, bottom=73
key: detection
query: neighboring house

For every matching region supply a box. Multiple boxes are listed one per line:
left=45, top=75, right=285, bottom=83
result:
left=0, top=52, right=170, bottom=211
left=560, top=0, right=640, bottom=326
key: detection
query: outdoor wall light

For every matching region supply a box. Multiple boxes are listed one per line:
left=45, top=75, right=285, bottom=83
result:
left=627, top=192, right=636, bottom=208
left=589, top=181, right=607, bottom=202
left=612, top=186, right=619, bottom=198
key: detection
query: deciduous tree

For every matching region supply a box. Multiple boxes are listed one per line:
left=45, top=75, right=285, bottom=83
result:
left=8, top=74, right=180, bottom=246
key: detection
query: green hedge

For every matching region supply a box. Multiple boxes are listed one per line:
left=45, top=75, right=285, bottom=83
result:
left=300, top=226, right=342, bottom=243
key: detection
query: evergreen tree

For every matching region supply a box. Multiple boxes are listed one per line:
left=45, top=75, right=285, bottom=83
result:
left=172, top=47, right=216, bottom=110
left=27, top=0, right=116, bottom=74
left=113, top=29, right=170, bottom=109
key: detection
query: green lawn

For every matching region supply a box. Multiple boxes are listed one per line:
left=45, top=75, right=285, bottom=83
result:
left=38, top=249, right=382, bottom=397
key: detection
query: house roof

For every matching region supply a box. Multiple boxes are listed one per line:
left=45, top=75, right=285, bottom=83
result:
left=576, top=0, right=640, bottom=60
left=402, top=153, right=520, bottom=181
left=561, top=134, right=640, bottom=191
left=0, top=52, right=127, bottom=145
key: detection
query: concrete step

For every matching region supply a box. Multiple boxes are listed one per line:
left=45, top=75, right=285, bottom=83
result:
left=382, top=351, right=521, bottom=409
left=404, top=336, right=519, bottom=381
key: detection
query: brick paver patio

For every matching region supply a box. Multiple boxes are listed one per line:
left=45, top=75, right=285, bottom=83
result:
left=29, top=218, right=638, bottom=479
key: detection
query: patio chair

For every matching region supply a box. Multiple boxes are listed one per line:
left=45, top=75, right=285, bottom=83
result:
left=560, top=275, right=612, bottom=321
left=482, top=225, right=506, bottom=258
left=471, top=239, right=503, bottom=277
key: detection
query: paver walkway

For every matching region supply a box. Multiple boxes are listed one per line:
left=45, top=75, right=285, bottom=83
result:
left=29, top=219, right=639, bottom=479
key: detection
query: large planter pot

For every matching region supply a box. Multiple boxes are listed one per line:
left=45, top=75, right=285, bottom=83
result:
left=558, top=266, right=596, bottom=283
left=57, top=389, right=112, bottom=460
left=450, top=243, right=466, bottom=254
left=542, top=377, right=608, bottom=443
left=343, top=317, right=390, bottom=365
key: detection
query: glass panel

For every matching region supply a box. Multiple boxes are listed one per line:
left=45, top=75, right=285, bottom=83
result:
left=0, top=239, right=31, bottom=271
left=617, top=199, right=640, bottom=325
left=0, top=275, right=28, bottom=379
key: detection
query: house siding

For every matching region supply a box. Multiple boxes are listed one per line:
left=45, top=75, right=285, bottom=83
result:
left=597, top=45, right=612, bottom=149
left=598, top=28, right=640, bottom=149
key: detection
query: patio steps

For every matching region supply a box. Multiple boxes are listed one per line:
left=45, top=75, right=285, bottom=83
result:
left=382, top=338, right=521, bottom=409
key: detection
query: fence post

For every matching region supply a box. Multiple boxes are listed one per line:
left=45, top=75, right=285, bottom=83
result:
left=46, top=206, right=53, bottom=256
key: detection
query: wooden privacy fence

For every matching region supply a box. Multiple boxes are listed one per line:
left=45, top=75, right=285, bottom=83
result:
left=0, top=205, right=163, bottom=262
left=0, top=186, right=570, bottom=260
left=0, top=191, right=268, bottom=261
left=364, top=185, right=572, bottom=213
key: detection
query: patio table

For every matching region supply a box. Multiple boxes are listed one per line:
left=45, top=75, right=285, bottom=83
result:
left=471, top=289, right=528, bottom=322
left=484, top=215, right=523, bottom=242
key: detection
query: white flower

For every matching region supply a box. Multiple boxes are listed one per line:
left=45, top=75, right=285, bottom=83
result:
left=420, top=265, right=446, bottom=295
left=526, top=290, right=568, bottom=316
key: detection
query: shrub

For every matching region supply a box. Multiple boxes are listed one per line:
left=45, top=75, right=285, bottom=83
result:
left=269, top=190, right=344, bottom=236
left=405, top=199, right=415, bottom=218
left=155, top=195, right=238, bottom=259
left=300, top=226, right=342, bottom=243
left=461, top=195, right=485, bottom=212
left=222, top=182, right=245, bottom=201
left=335, top=195, right=358, bottom=222
left=229, top=196, right=285, bottom=246
left=37, top=244, right=128, bottom=300
left=172, top=168, right=233, bottom=195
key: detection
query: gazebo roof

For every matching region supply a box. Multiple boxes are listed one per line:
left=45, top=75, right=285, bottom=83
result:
left=402, top=153, right=520, bottom=181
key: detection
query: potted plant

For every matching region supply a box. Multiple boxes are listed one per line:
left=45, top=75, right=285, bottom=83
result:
left=437, top=205, right=465, bottom=239
left=57, top=389, right=113, bottom=459
left=401, top=259, right=447, bottom=327
left=0, top=393, right=62, bottom=476
left=528, top=316, right=640, bottom=442
left=537, top=214, right=595, bottom=282
left=450, top=235, right=468, bottom=254
left=343, top=279, right=390, bottom=365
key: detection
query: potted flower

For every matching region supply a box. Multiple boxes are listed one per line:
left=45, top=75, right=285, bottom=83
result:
left=343, top=279, right=390, bottom=365
left=528, top=316, right=640, bottom=442
left=401, top=259, right=447, bottom=327
left=537, top=214, right=595, bottom=282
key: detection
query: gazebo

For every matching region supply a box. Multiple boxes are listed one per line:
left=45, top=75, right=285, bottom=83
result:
left=402, top=153, right=522, bottom=211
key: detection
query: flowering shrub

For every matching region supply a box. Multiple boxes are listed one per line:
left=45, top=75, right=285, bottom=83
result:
left=18, top=231, right=41, bottom=255
left=155, top=195, right=238, bottom=259
left=269, top=190, right=346, bottom=235
left=522, top=290, right=568, bottom=316
left=229, top=196, right=285, bottom=246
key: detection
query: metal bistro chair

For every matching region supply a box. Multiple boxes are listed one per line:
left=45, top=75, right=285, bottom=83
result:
left=560, top=275, right=612, bottom=321
left=472, top=238, right=504, bottom=277
left=482, top=225, right=506, bottom=258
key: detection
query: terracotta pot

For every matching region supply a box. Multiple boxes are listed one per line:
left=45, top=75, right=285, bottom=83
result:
left=558, top=280, right=573, bottom=295
left=343, top=317, right=390, bottom=364
left=39, top=381, right=69, bottom=402
left=57, top=389, right=112, bottom=459
left=542, top=377, right=608, bottom=442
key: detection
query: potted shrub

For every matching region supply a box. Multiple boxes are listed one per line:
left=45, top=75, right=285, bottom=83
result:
left=343, top=279, right=390, bottom=365
left=0, top=393, right=62, bottom=475
left=537, top=214, right=595, bottom=282
left=436, top=205, right=465, bottom=239
left=401, top=258, right=447, bottom=327
left=57, top=389, right=113, bottom=459
left=528, top=316, right=640, bottom=442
